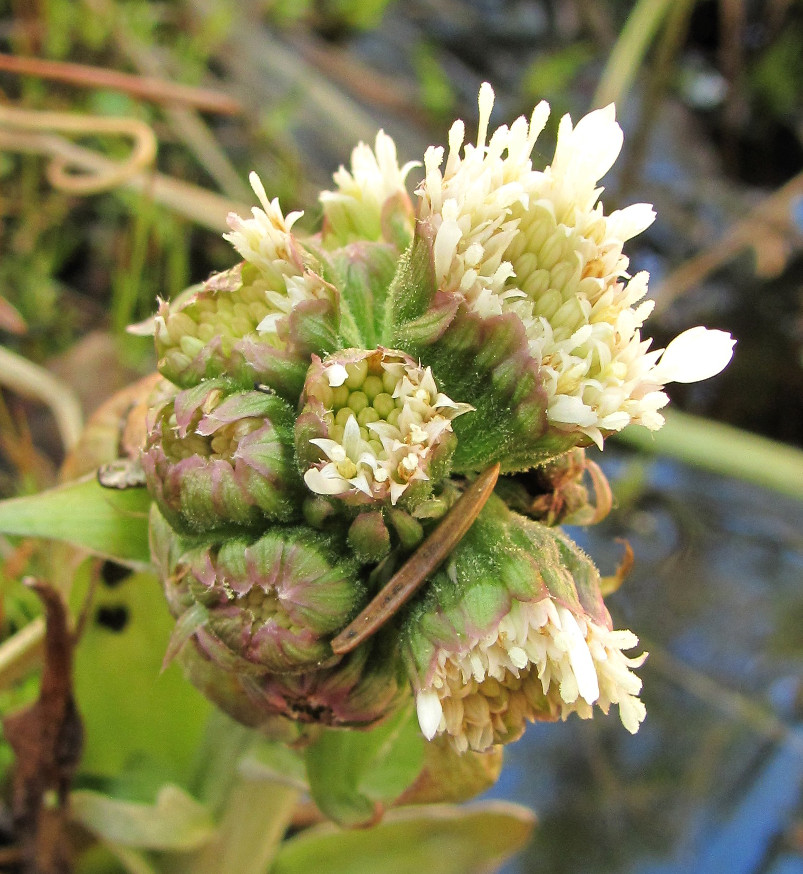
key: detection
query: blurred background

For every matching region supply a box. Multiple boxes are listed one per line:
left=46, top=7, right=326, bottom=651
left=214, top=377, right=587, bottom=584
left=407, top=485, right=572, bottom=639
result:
left=0, top=1, right=801, bottom=872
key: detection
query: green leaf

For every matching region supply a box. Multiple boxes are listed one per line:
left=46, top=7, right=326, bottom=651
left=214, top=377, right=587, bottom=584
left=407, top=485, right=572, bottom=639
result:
left=76, top=842, right=156, bottom=874
left=398, top=737, right=504, bottom=805
left=272, top=801, right=536, bottom=874
left=0, top=475, right=151, bottom=566
left=386, top=231, right=438, bottom=337
left=70, top=785, right=215, bottom=851
left=304, top=704, right=425, bottom=827
left=240, top=737, right=308, bottom=791
left=73, top=570, right=211, bottom=781
left=615, top=408, right=803, bottom=501
left=331, top=242, right=398, bottom=348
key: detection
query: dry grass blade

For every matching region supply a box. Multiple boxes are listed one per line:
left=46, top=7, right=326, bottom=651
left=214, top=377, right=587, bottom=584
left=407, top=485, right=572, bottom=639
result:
left=0, top=103, right=156, bottom=194
left=0, top=346, right=83, bottom=453
left=331, top=464, right=501, bottom=655
left=0, top=618, right=45, bottom=691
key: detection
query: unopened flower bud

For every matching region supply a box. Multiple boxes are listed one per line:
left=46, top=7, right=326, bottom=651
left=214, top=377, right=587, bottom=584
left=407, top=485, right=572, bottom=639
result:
left=347, top=511, right=391, bottom=564
left=143, top=380, right=301, bottom=533
left=296, top=348, right=472, bottom=508
left=402, top=494, right=646, bottom=753
left=387, top=508, right=425, bottom=549
left=172, top=526, right=364, bottom=674
left=180, top=627, right=406, bottom=729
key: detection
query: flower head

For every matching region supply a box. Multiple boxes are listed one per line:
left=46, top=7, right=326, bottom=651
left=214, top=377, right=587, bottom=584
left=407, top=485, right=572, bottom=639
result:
left=154, top=173, right=337, bottom=395
left=168, top=525, right=364, bottom=673
left=416, top=82, right=548, bottom=314
left=414, top=84, right=734, bottom=452
left=320, top=131, right=419, bottom=246
left=403, top=495, right=646, bottom=752
left=296, top=348, right=472, bottom=507
left=142, top=379, right=301, bottom=533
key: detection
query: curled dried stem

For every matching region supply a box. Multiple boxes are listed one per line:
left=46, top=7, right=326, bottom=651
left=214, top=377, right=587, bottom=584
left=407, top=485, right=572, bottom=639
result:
left=0, top=103, right=157, bottom=194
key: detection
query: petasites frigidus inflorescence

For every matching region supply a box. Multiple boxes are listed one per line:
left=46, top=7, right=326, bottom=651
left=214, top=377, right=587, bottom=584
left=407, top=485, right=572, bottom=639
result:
left=141, top=84, right=733, bottom=752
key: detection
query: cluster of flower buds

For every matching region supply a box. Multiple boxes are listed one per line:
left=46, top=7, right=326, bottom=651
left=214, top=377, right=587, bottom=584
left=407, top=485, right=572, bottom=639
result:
left=141, top=84, right=734, bottom=752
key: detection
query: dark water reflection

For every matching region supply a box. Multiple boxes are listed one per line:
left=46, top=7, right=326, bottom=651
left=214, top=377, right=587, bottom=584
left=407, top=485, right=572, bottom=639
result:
left=488, top=448, right=803, bottom=874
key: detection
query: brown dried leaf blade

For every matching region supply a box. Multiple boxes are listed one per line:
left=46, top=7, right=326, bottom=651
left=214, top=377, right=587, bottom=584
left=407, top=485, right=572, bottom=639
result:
left=2, top=581, right=83, bottom=874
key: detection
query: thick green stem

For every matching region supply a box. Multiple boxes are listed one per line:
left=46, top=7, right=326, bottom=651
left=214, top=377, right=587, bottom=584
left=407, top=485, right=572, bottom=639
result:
left=173, top=710, right=303, bottom=874
left=615, top=410, right=803, bottom=500
left=180, top=775, right=300, bottom=874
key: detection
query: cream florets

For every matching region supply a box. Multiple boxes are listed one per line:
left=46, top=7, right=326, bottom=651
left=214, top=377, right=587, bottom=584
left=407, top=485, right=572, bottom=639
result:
left=298, top=348, right=472, bottom=506
left=415, top=84, right=734, bottom=450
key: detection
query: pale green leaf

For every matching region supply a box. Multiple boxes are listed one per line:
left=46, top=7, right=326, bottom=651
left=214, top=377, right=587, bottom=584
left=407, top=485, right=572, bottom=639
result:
left=0, top=475, right=151, bottom=565
left=73, top=571, right=211, bottom=780
left=70, top=785, right=215, bottom=851
left=272, top=801, right=536, bottom=874
left=304, top=704, right=425, bottom=826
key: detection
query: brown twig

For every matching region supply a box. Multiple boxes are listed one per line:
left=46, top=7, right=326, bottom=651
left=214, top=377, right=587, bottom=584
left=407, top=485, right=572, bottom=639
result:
left=0, top=52, right=243, bottom=116
left=3, top=580, right=83, bottom=874
left=331, top=464, right=500, bottom=655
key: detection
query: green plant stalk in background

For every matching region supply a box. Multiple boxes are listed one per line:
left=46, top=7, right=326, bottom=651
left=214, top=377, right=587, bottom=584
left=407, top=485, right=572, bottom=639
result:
left=615, top=409, right=803, bottom=501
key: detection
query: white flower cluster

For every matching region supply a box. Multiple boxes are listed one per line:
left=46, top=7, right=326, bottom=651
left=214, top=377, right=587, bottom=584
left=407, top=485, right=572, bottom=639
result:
left=416, top=85, right=734, bottom=448
left=416, top=596, right=647, bottom=753
left=319, top=131, right=420, bottom=244
left=224, top=171, right=305, bottom=280
left=303, top=351, right=471, bottom=504
left=223, top=172, right=327, bottom=341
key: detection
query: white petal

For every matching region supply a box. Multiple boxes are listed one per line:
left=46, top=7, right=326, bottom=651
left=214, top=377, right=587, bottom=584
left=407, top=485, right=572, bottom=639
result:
left=607, top=203, right=656, bottom=241
left=389, top=480, right=409, bottom=505
left=476, top=82, right=495, bottom=148
left=325, top=363, right=349, bottom=387
left=348, top=472, right=373, bottom=496
left=548, top=394, right=597, bottom=427
left=304, top=466, right=347, bottom=495
left=341, top=414, right=363, bottom=458
left=308, top=438, right=345, bottom=462
left=433, top=218, right=464, bottom=282
left=557, top=607, right=600, bottom=704
left=416, top=689, right=444, bottom=740
left=566, top=104, right=623, bottom=183
left=653, top=327, right=735, bottom=384
left=256, top=313, right=281, bottom=334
